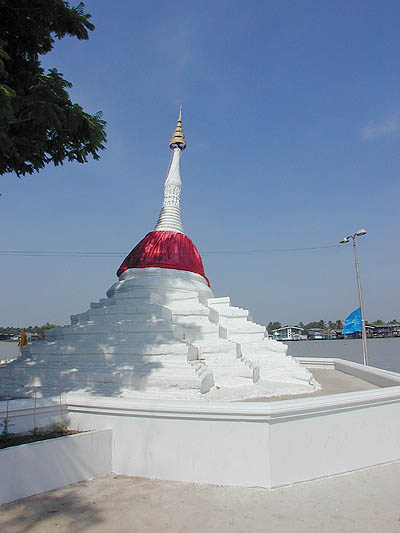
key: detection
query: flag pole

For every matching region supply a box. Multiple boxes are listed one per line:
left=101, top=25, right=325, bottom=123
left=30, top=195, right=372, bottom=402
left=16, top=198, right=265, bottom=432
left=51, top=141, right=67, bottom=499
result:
left=351, top=237, right=369, bottom=365
left=340, top=229, right=369, bottom=366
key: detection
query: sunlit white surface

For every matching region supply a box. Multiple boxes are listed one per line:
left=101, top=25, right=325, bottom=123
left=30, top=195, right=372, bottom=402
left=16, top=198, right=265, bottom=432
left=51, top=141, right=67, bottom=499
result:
left=0, top=268, right=317, bottom=400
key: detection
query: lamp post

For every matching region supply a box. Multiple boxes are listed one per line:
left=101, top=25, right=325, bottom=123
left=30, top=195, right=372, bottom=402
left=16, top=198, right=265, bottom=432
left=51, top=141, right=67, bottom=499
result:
left=340, top=229, right=369, bottom=365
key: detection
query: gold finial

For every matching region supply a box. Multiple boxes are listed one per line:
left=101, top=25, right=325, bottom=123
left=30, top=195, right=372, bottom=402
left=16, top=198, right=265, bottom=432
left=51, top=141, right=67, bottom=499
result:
left=169, top=105, right=187, bottom=150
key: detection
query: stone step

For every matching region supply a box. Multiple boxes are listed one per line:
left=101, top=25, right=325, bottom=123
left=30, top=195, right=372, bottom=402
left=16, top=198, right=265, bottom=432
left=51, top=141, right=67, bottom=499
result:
left=242, top=355, right=296, bottom=365
left=111, top=290, right=163, bottom=304
left=242, top=360, right=299, bottom=373
left=99, top=298, right=115, bottom=306
left=207, top=296, right=230, bottom=306
left=191, top=362, right=209, bottom=378
left=193, top=340, right=239, bottom=357
left=27, top=341, right=190, bottom=356
left=0, top=385, right=201, bottom=401
left=225, top=323, right=266, bottom=334
left=183, top=327, right=222, bottom=343
left=170, top=306, right=213, bottom=317
left=86, top=304, right=171, bottom=318
left=239, top=341, right=288, bottom=356
left=214, top=308, right=249, bottom=319
left=6, top=365, right=200, bottom=381
left=165, top=301, right=206, bottom=314
left=71, top=316, right=177, bottom=330
left=13, top=377, right=203, bottom=392
left=1, top=363, right=200, bottom=379
left=212, top=371, right=254, bottom=388
left=67, top=319, right=182, bottom=334
left=58, top=331, right=185, bottom=343
left=23, top=352, right=190, bottom=361
left=108, top=386, right=204, bottom=399
left=227, top=332, right=266, bottom=342
left=110, top=287, right=157, bottom=297
left=218, top=317, right=251, bottom=326
left=9, top=362, right=199, bottom=377
left=7, top=359, right=197, bottom=371
left=172, top=316, right=212, bottom=326
left=74, top=314, right=172, bottom=328
left=112, top=291, right=200, bottom=308
left=210, top=363, right=253, bottom=376
left=93, top=301, right=166, bottom=312
left=7, top=361, right=193, bottom=375
left=158, top=290, right=200, bottom=302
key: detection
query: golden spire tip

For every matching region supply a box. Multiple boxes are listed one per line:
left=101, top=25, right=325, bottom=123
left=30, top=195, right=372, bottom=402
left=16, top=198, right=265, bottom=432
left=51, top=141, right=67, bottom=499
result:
left=169, top=106, right=186, bottom=150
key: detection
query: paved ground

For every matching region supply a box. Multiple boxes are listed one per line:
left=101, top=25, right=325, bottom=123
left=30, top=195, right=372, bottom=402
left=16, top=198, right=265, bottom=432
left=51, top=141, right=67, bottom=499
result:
left=246, top=368, right=379, bottom=402
left=309, top=368, right=379, bottom=394
left=1, top=461, right=400, bottom=532
left=310, top=368, right=379, bottom=394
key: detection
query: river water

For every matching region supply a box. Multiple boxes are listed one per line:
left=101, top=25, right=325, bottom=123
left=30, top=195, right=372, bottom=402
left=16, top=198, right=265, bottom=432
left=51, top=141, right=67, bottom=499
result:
left=286, top=338, right=400, bottom=373
left=1, top=339, right=400, bottom=373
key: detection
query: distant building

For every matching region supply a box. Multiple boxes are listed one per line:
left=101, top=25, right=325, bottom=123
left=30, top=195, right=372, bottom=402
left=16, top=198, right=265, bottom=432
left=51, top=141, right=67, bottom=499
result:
left=372, top=324, right=400, bottom=337
left=307, top=328, right=324, bottom=340
left=366, top=325, right=375, bottom=337
left=272, top=326, right=307, bottom=341
left=307, top=329, right=338, bottom=340
left=0, top=334, right=14, bottom=341
left=332, top=329, right=344, bottom=339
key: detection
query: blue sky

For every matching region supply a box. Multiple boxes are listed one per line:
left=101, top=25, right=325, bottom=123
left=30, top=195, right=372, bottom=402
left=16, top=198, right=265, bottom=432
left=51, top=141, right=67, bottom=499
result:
left=1, top=0, right=399, bottom=327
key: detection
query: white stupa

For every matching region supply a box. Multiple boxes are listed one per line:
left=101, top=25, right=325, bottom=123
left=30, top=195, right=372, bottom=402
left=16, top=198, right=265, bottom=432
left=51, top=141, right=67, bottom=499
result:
left=1, top=109, right=319, bottom=401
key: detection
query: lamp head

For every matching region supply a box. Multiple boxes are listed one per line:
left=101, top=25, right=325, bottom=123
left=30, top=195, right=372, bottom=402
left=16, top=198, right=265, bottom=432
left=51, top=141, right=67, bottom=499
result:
left=355, top=228, right=367, bottom=236
left=340, top=237, right=350, bottom=244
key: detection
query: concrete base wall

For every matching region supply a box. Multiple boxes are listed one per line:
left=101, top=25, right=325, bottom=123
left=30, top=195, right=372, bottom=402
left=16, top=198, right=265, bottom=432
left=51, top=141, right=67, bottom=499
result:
left=66, top=358, right=400, bottom=488
left=2, top=359, right=400, bottom=492
left=67, top=404, right=271, bottom=487
left=269, top=395, right=400, bottom=486
left=0, top=429, right=112, bottom=504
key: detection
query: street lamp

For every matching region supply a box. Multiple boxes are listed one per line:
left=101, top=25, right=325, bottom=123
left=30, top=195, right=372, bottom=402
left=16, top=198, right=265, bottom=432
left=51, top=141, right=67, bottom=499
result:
left=340, top=229, right=368, bottom=365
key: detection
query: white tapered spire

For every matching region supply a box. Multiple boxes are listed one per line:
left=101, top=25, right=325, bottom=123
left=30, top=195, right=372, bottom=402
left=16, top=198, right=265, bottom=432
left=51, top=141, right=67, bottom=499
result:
left=154, top=107, right=186, bottom=234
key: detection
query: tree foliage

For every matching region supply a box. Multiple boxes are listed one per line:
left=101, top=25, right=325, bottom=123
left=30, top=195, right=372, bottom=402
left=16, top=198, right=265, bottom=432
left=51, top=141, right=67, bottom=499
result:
left=296, top=319, right=343, bottom=332
left=267, top=321, right=281, bottom=333
left=0, top=0, right=106, bottom=177
left=299, top=320, right=326, bottom=331
left=0, top=323, right=58, bottom=339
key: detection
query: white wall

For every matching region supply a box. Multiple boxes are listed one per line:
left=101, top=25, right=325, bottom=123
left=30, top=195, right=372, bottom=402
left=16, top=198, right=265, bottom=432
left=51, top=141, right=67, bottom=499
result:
left=67, top=399, right=271, bottom=488
left=2, top=359, right=400, bottom=490
left=65, top=363, right=400, bottom=489
left=0, top=429, right=112, bottom=504
left=0, top=398, right=68, bottom=434
left=269, top=392, right=400, bottom=486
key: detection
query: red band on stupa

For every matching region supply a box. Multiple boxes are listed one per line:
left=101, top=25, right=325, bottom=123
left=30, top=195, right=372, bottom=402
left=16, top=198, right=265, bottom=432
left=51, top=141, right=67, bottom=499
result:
left=117, top=231, right=210, bottom=286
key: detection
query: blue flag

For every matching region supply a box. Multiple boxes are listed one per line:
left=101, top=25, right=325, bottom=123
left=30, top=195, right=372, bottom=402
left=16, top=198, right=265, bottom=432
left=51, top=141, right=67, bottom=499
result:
left=342, top=308, right=362, bottom=335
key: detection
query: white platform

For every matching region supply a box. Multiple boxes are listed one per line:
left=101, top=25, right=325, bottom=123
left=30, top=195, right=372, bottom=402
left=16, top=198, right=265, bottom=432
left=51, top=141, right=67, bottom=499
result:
left=2, top=359, right=400, bottom=490
left=0, top=268, right=317, bottom=401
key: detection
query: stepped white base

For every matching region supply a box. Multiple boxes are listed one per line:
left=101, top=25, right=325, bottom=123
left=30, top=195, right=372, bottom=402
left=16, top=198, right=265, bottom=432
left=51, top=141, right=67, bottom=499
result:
left=0, top=268, right=318, bottom=400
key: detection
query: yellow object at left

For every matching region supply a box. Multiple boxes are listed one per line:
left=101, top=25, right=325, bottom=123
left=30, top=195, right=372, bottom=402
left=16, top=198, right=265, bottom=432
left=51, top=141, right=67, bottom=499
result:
left=18, top=330, right=28, bottom=347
